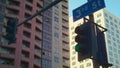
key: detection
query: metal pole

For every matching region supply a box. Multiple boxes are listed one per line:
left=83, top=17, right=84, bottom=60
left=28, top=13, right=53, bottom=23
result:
left=87, top=0, right=100, bottom=68
left=17, top=0, right=63, bottom=27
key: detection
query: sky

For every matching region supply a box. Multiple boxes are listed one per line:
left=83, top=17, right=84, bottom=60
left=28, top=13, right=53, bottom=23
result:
left=69, top=0, right=120, bottom=18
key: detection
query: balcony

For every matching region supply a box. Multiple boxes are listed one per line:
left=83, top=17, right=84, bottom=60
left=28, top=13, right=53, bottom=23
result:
left=22, top=44, right=30, bottom=52
left=62, top=27, right=69, bottom=35
left=37, top=1, right=43, bottom=8
left=62, top=1, right=68, bottom=8
left=5, top=12, right=18, bottom=18
left=22, top=35, right=30, bottom=42
left=5, top=8, right=19, bottom=18
left=34, top=58, right=41, bottom=67
left=23, top=26, right=31, bottom=32
left=1, top=43, right=15, bottom=48
left=62, top=51, right=69, bottom=58
left=36, top=22, right=42, bottom=31
left=63, top=59, right=70, bottom=67
left=62, top=5, right=68, bottom=14
left=21, top=55, right=29, bottom=62
left=0, top=51, right=14, bottom=59
left=0, top=64, right=14, bottom=68
left=25, top=9, right=32, bottom=16
left=7, top=0, right=20, bottom=10
left=0, top=58, right=14, bottom=68
left=36, top=16, right=42, bottom=23
left=62, top=14, right=68, bottom=21
left=62, top=43, right=69, bottom=51
left=62, top=20, right=68, bottom=27
left=0, top=47, right=15, bottom=53
left=35, top=39, right=42, bottom=48
left=62, top=35, right=69, bottom=43
left=34, top=49, right=41, bottom=57
left=35, top=31, right=42, bottom=39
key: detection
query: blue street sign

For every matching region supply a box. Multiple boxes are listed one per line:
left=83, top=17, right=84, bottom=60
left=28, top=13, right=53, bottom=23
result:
left=73, top=0, right=105, bottom=21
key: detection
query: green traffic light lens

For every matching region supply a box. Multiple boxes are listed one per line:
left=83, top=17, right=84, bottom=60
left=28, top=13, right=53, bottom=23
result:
left=75, top=44, right=81, bottom=52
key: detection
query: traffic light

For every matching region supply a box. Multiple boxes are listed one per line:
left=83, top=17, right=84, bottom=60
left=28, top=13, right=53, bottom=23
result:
left=96, top=27, right=112, bottom=67
left=4, top=18, right=18, bottom=44
left=75, top=22, right=92, bottom=61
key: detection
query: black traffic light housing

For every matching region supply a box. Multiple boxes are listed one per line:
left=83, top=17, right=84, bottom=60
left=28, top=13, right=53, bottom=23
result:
left=96, top=27, right=112, bottom=67
left=75, top=20, right=112, bottom=67
left=4, top=18, right=18, bottom=44
left=75, top=22, right=92, bottom=61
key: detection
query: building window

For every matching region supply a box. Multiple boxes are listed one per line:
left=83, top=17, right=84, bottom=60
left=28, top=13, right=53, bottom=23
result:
left=96, top=19, right=101, bottom=23
left=25, top=13, right=31, bottom=18
left=86, top=62, right=91, bottom=67
left=43, top=33, right=52, bottom=41
left=23, top=31, right=31, bottom=38
left=109, top=16, right=113, bottom=20
left=8, top=0, right=20, bottom=6
left=113, top=47, right=117, bottom=52
left=97, top=13, right=102, bottom=18
left=115, top=60, right=119, bottom=64
left=54, top=31, right=59, bottom=38
left=54, top=4, right=59, bottom=8
left=24, top=22, right=31, bottom=29
left=110, top=22, right=113, bottom=26
left=26, top=0, right=33, bottom=3
left=0, top=58, right=14, bottom=65
left=109, top=51, right=113, bottom=56
left=43, top=16, right=52, bottom=24
left=80, top=65, right=84, bottom=68
left=7, top=8, right=19, bottom=15
left=0, top=5, right=5, bottom=12
left=0, top=47, right=15, bottom=55
left=54, top=48, right=59, bottom=55
left=44, top=10, right=52, bottom=17
left=25, top=4, right=32, bottom=11
left=114, top=19, right=117, bottom=23
left=37, top=3, right=42, bottom=9
left=105, top=19, right=109, bottom=23
left=20, top=61, right=29, bottom=68
left=104, top=13, right=108, bottom=17
left=72, top=61, right=76, bottom=65
left=72, top=56, right=75, bottom=60
left=118, top=45, right=120, bottom=49
left=63, top=58, right=68, bottom=65
left=108, top=46, right=112, bottom=50
left=107, top=40, right=111, bottom=44
left=114, top=54, right=118, bottom=58
left=109, top=57, right=114, bottom=63
left=21, top=51, right=29, bottom=58
left=42, top=59, right=51, bottom=68
left=116, top=66, right=119, bottom=68
left=54, top=9, right=59, bottom=16
left=22, top=40, right=30, bottom=48
left=54, top=16, right=59, bottom=23
left=54, top=26, right=59, bottom=30
left=43, top=24, right=52, bottom=33
left=54, top=39, right=59, bottom=46
left=54, top=56, right=59, bottom=63
left=118, top=50, right=120, bottom=54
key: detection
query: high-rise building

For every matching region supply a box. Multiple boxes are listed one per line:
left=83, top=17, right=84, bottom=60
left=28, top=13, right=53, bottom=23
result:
left=69, top=9, right=120, bottom=68
left=0, top=0, right=70, bottom=68
left=94, top=9, right=120, bottom=68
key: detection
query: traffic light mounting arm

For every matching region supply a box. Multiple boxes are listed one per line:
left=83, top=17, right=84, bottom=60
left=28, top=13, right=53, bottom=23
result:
left=83, top=18, right=107, bottom=32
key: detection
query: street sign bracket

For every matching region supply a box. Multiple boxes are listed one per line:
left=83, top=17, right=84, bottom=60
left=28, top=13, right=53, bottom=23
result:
left=83, top=17, right=107, bottom=32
